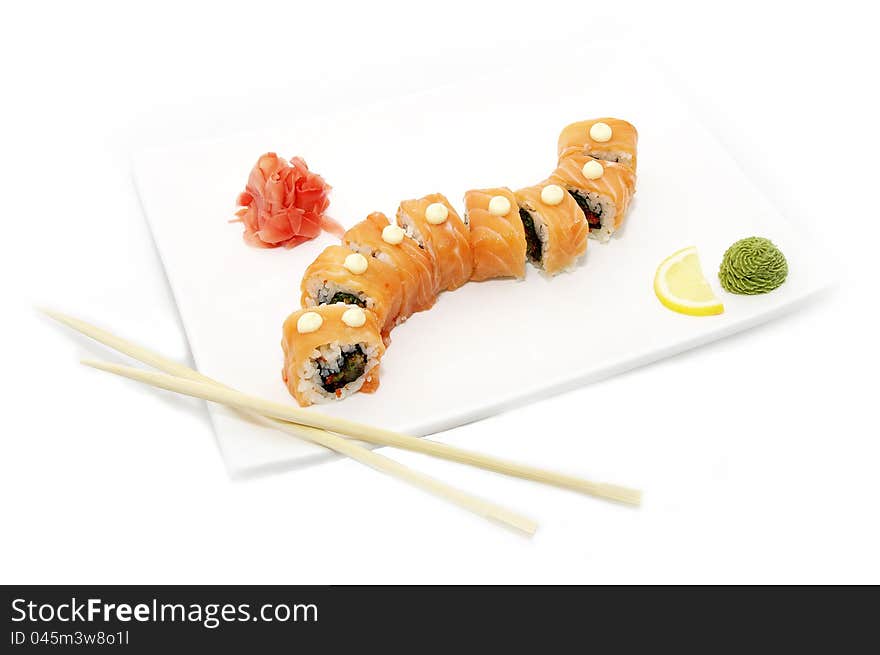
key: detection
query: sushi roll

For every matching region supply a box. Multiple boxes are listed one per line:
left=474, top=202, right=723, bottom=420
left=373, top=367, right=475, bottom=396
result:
left=396, top=193, right=473, bottom=292
left=548, top=154, right=636, bottom=242
left=463, top=187, right=527, bottom=281
left=281, top=304, right=386, bottom=406
left=300, top=244, right=403, bottom=342
left=514, top=183, right=589, bottom=275
left=557, top=118, right=638, bottom=172
left=343, top=211, right=439, bottom=323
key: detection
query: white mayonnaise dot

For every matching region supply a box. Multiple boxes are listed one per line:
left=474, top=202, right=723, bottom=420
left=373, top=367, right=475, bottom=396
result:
left=488, top=195, right=511, bottom=216
left=341, top=306, right=367, bottom=328
left=581, top=159, right=604, bottom=180
left=589, top=121, right=613, bottom=142
left=381, top=224, right=405, bottom=245
left=540, top=184, right=565, bottom=206
left=425, top=202, right=449, bottom=225
left=343, top=252, right=368, bottom=274
left=297, top=311, right=323, bottom=334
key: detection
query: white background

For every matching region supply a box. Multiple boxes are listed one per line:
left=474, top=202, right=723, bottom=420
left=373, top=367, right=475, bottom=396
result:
left=1, top=1, right=877, bottom=584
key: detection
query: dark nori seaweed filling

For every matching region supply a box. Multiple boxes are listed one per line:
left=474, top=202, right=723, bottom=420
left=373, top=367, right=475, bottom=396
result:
left=328, top=292, right=366, bottom=308
left=568, top=190, right=603, bottom=229
left=519, top=207, right=543, bottom=262
left=320, top=345, right=367, bottom=393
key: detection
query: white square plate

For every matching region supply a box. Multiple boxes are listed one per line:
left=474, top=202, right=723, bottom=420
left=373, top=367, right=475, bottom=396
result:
left=133, top=49, right=826, bottom=475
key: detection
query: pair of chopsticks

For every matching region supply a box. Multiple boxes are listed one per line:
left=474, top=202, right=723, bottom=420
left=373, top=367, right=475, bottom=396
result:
left=43, top=309, right=641, bottom=536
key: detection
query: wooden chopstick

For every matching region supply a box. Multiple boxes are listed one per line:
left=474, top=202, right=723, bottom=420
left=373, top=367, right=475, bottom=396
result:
left=80, top=358, right=642, bottom=506
left=42, top=309, right=537, bottom=536
left=44, top=308, right=641, bottom=505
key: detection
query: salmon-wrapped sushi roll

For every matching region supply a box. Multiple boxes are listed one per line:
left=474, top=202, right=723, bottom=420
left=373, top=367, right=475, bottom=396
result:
left=282, top=304, right=385, bottom=406
left=300, top=245, right=403, bottom=341
left=514, top=183, right=588, bottom=275
left=463, top=187, right=526, bottom=281
left=396, top=193, right=473, bottom=292
left=549, top=154, right=636, bottom=242
left=557, top=118, right=638, bottom=172
left=343, top=211, right=438, bottom=323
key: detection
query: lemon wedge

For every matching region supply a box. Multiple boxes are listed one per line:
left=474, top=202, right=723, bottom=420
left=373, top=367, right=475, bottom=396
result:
left=654, top=246, right=724, bottom=316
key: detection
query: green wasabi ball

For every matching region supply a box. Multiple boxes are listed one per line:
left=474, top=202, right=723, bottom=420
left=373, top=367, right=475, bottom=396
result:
left=718, top=237, right=788, bottom=295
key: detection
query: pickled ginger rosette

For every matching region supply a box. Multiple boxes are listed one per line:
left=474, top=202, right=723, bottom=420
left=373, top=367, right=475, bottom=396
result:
left=233, top=153, right=343, bottom=248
